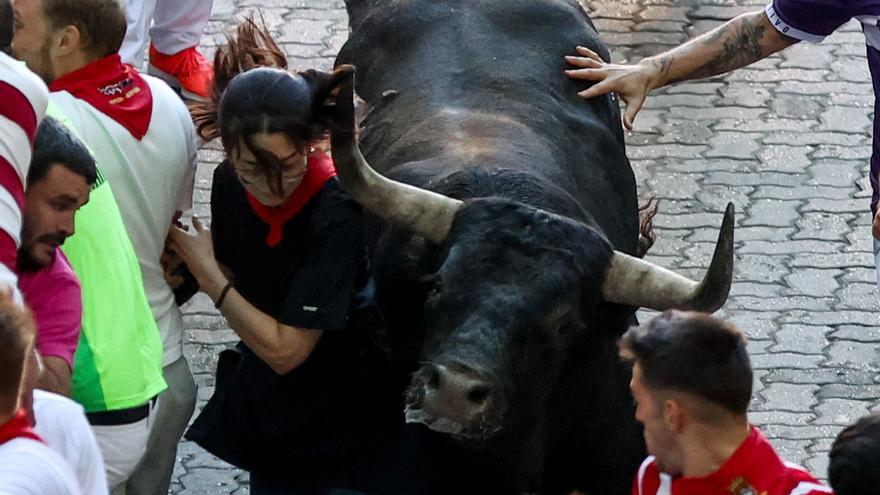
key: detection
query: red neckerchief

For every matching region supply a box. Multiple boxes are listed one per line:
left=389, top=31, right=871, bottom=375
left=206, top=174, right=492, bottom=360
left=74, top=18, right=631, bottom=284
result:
left=0, top=409, right=43, bottom=445
left=49, top=54, right=153, bottom=140
left=246, top=152, right=337, bottom=247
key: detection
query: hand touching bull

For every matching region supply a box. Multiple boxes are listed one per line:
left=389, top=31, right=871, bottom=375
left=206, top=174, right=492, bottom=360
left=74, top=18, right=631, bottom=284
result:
left=563, top=11, right=795, bottom=130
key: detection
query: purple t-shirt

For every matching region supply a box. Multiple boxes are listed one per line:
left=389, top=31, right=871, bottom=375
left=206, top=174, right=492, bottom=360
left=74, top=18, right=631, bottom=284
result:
left=767, top=0, right=880, bottom=213
left=18, top=249, right=82, bottom=369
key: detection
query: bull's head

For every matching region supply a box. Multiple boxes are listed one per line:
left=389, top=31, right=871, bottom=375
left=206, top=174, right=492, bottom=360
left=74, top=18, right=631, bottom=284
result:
left=328, top=66, right=734, bottom=443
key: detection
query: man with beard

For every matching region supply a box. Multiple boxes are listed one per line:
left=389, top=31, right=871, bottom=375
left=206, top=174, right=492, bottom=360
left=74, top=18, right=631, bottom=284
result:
left=17, top=116, right=95, bottom=397
left=620, top=311, right=832, bottom=495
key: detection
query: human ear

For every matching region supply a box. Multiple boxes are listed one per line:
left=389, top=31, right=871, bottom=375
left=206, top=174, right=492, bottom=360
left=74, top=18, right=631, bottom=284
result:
left=663, top=398, right=685, bottom=433
left=53, top=24, right=79, bottom=57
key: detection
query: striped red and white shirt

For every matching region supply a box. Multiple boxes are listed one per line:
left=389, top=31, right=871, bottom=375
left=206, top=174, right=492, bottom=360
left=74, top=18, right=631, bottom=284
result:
left=0, top=53, right=48, bottom=299
left=633, top=427, right=833, bottom=495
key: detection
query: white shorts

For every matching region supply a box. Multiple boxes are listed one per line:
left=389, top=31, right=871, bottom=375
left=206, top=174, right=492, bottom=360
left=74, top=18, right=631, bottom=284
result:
left=90, top=399, right=158, bottom=489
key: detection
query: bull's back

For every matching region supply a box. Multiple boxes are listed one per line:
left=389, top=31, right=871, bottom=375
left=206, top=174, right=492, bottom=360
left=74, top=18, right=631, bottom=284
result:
left=338, top=0, right=638, bottom=251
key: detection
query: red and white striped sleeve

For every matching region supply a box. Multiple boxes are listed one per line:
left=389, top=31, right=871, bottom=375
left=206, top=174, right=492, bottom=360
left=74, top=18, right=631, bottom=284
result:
left=0, top=52, right=48, bottom=298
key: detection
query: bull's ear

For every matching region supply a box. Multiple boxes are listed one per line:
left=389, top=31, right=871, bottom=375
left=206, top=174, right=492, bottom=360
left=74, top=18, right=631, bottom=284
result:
left=345, top=0, right=384, bottom=30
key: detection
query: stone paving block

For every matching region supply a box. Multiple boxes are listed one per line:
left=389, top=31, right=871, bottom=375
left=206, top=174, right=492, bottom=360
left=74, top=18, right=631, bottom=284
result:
left=807, top=160, right=864, bottom=187
left=739, top=240, right=844, bottom=255
left=833, top=283, right=880, bottom=311
left=179, top=469, right=243, bottom=494
left=784, top=269, right=843, bottom=297
left=756, top=383, right=819, bottom=412
left=812, top=145, right=872, bottom=161
left=733, top=253, right=792, bottom=284
left=725, top=68, right=829, bottom=83
left=817, top=106, right=874, bottom=134
left=656, top=119, right=717, bottom=145
left=794, top=213, right=853, bottom=241
left=814, top=398, right=873, bottom=425
left=705, top=132, right=762, bottom=159
left=756, top=145, right=813, bottom=173
left=763, top=367, right=879, bottom=386
left=824, top=341, right=880, bottom=370
left=764, top=132, right=864, bottom=147
left=771, top=325, right=833, bottom=355
left=754, top=185, right=852, bottom=201
left=779, top=43, right=835, bottom=69
left=832, top=325, right=880, bottom=343
left=717, top=86, right=771, bottom=108
left=750, top=353, right=825, bottom=370
left=802, top=198, right=870, bottom=214
left=715, top=118, right=816, bottom=133
left=743, top=200, right=801, bottom=227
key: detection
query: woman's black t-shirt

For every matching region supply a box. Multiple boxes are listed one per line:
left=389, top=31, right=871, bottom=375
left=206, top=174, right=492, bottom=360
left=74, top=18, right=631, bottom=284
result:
left=188, top=160, right=397, bottom=473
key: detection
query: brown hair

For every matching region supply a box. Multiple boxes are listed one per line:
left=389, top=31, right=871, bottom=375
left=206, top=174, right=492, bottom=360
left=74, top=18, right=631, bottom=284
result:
left=190, top=15, right=288, bottom=142
left=0, top=291, right=36, bottom=416
left=619, top=310, right=753, bottom=416
left=42, top=0, right=126, bottom=58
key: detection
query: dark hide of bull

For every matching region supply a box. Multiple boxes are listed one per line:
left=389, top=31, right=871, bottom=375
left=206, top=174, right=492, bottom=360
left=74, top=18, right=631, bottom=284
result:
left=337, top=1, right=645, bottom=493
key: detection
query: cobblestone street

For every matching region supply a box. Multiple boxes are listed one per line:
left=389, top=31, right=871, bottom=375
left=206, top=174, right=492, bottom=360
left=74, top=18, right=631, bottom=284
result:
left=173, top=0, right=880, bottom=492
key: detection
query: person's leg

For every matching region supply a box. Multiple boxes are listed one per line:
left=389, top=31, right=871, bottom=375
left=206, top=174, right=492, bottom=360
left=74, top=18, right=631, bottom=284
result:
left=90, top=402, right=157, bottom=490
left=119, top=0, right=158, bottom=68
left=145, top=0, right=214, bottom=100
left=149, top=0, right=213, bottom=56
left=125, top=357, right=197, bottom=495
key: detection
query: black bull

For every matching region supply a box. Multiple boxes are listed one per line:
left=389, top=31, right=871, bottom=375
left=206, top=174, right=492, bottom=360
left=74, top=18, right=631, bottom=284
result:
left=329, top=1, right=735, bottom=493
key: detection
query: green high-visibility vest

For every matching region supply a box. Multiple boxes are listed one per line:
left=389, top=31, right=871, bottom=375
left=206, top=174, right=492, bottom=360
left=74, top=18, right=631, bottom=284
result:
left=47, top=102, right=166, bottom=412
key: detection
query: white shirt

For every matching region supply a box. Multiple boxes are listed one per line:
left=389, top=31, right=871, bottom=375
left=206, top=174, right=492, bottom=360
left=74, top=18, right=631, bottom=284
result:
left=33, top=390, right=108, bottom=495
left=51, top=74, right=197, bottom=366
left=0, top=437, right=81, bottom=495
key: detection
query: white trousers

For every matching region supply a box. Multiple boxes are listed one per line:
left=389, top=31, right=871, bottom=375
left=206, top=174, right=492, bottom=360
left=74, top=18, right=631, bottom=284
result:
left=90, top=400, right=158, bottom=490
left=120, top=0, right=213, bottom=68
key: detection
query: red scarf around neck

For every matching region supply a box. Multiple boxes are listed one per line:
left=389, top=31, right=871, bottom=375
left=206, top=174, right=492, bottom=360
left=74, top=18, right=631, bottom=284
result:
left=246, top=152, right=338, bottom=247
left=0, top=409, right=42, bottom=445
left=49, top=54, right=153, bottom=140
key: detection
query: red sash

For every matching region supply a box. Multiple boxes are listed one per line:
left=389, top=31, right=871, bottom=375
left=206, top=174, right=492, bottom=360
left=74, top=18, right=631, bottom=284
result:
left=49, top=54, right=153, bottom=140
left=0, top=409, right=42, bottom=445
left=246, top=152, right=338, bottom=247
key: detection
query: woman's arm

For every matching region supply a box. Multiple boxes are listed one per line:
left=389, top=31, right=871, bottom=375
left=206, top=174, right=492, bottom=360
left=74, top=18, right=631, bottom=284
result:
left=168, top=218, right=322, bottom=375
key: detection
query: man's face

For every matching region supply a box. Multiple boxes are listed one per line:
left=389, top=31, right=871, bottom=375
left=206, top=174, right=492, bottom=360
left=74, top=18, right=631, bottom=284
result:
left=10, top=0, right=56, bottom=83
left=20, top=164, right=90, bottom=271
left=630, top=363, right=681, bottom=475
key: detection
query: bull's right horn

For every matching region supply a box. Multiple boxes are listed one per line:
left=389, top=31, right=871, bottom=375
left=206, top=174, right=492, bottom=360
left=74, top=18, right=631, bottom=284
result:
left=601, top=203, right=735, bottom=312
left=329, top=65, right=462, bottom=245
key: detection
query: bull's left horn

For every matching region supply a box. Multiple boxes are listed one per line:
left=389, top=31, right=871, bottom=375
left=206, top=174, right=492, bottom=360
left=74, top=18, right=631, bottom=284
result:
left=601, top=203, right=735, bottom=312
left=329, top=65, right=462, bottom=244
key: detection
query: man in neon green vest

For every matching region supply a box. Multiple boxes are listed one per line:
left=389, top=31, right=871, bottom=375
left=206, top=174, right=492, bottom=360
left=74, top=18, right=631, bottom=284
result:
left=47, top=102, right=166, bottom=490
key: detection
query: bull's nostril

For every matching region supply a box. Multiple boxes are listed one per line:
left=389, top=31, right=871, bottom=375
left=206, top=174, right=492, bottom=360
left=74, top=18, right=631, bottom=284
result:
left=427, top=366, right=442, bottom=390
left=467, top=385, right=491, bottom=406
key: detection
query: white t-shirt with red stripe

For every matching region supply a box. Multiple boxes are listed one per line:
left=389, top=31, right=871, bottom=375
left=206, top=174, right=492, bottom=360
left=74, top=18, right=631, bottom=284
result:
left=0, top=53, right=48, bottom=299
left=633, top=427, right=833, bottom=495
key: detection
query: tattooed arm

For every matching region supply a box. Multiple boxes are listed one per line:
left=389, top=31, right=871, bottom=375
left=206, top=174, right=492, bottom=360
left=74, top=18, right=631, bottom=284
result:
left=565, top=11, right=798, bottom=129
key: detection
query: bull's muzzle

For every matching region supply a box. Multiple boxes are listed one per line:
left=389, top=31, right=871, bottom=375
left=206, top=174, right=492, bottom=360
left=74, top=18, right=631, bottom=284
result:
left=405, top=363, right=503, bottom=441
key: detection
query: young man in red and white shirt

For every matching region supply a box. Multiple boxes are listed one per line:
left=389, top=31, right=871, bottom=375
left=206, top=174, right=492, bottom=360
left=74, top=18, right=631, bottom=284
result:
left=620, top=311, right=833, bottom=495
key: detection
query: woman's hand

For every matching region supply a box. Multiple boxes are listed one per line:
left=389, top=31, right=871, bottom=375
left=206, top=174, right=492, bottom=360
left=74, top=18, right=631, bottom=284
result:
left=167, top=217, right=226, bottom=294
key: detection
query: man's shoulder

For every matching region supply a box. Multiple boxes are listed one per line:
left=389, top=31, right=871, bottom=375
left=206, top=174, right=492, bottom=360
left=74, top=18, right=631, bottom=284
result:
left=632, top=456, right=665, bottom=495
left=780, top=462, right=834, bottom=495
left=19, top=251, right=80, bottom=297
left=0, top=52, right=49, bottom=124
left=0, top=438, right=80, bottom=494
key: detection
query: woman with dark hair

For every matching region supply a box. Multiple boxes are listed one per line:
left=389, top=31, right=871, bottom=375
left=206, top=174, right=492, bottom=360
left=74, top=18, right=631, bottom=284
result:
left=168, top=20, right=418, bottom=494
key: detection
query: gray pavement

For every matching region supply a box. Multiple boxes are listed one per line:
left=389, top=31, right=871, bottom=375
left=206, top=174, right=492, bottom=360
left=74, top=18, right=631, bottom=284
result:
left=173, top=0, right=880, bottom=492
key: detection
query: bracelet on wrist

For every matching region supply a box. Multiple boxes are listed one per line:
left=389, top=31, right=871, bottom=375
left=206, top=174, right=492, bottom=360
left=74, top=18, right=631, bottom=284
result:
left=214, top=283, right=233, bottom=310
